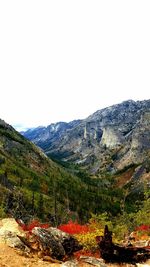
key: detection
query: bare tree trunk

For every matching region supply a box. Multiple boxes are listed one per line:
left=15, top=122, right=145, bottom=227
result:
left=97, top=225, right=150, bottom=263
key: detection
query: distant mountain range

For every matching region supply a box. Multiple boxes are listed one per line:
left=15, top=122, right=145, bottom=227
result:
left=23, top=100, right=150, bottom=185
left=21, top=120, right=81, bottom=152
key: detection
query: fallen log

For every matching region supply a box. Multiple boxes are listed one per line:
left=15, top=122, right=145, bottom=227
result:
left=96, top=225, right=150, bottom=263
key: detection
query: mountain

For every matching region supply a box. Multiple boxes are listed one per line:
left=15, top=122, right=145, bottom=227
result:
left=22, top=120, right=81, bottom=152
left=3, top=118, right=131, bottom=223
left=23, top=100, right=150, bottom=169
left=0, top=118, right=98, bottom=223
left=1, top=99, right=150, bottom=226
left=23, top=100, right=150, bottom=202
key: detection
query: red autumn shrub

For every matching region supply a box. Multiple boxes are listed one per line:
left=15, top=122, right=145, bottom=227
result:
left=17, top=219, right=50, bottom=232
left=58, top=220, right=90, bottom=235
left=135, top=224, right=150, bottom=232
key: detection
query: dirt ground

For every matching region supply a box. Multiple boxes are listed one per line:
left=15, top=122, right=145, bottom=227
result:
left=0, top=243, right=101, bottom=267
left=0, top=243, right=150, bottom=267
left=0, top=243, right=61, bottom=267
left=0, top=218, right=61, bottom=267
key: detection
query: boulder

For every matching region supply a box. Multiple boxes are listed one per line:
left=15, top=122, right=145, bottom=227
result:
left=0, top=218, right=25, bottom=236
left=0, top=218, right=27, bottom=249
left=47, top=227, right=83, bottom=255
left=47, top=227, right=70, bottom=241
left=31, top=227, right=82, bottom=260
left=32, top=227, right=65, bottom=260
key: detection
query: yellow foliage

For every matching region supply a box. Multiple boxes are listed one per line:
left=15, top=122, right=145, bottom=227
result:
left=74, top=228, right=104, bottom=251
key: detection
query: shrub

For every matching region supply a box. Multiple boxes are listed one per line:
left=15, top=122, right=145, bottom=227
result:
left=89, top=212, right=113, bottom=230
left=74, top=228, right=104, bottom=252
left=58, top=214, right=112, bottom=251
left=136, top=225, right=150, bottom=232
left=58, top=219, right=104, bottom=251
left=58, top=220, right=89, bottom=235
left=135, top=224, right=150, bottom=238
left=17, top=219, right=50, bottom=232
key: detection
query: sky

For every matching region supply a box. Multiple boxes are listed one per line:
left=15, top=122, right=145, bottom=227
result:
left=0, top=1, right=150, bottom=131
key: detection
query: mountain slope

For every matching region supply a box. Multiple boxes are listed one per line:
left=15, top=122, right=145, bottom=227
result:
left=53, top=100, right=150, bottom=172
left=3, top=118, right=141, bottom=221
left=0, top=119, right=95, bottom=223
left=22, top=100, right=150, bottom=199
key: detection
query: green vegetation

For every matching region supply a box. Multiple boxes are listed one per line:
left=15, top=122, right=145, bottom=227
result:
left=0, top=120, right=150, bottom=235
left=57, top=194, right=150, bottom=252
left=0, top=122, right=89, bottom=223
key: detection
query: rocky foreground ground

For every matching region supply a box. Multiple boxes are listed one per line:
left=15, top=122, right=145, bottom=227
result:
left=0, top=218, right=149, bottom=267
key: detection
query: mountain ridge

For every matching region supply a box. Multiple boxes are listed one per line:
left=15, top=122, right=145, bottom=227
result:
left=22, top=99, right=150, bottom=167
left=22, top=99, right=150, bottom=199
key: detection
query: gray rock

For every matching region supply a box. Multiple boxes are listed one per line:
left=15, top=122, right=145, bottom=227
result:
left=47, top=227, right=70, bottom=241
left=61, top=260, right=79, bottom=267
left=0, top=230, right=28, bottom=250
left=31, top=227, right=82, bottom=260
left=80, top=256, right=107, bottom=267
left=22, top=100, right=150, bottom=175
left=32, top=227, right=65, bottom=260
left=0, top=218, right=27, bottom=250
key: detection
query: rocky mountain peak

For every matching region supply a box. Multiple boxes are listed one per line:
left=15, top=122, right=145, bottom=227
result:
left=22, top=100, right=150, bottom=187
left=87, top=99, right=150, bottom=124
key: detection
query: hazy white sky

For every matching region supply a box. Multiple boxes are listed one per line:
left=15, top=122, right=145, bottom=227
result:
left=0, top=1, right=150, bottom=130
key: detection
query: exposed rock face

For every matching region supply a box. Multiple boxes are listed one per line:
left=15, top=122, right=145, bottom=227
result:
left=0, top=218, right=25, bottom=236
left=79, top=256, right=106, bottom=267
left=23, top=100, right=150, bottom=181
left=0, top=218, right=26, bottom=249
left=100, top=127, right=123, bottom=148
left=23, top=120, right=81, bottom=152
left=32, top=227, right=66, bottom=260
left=28, top=227, right=82, bottom=260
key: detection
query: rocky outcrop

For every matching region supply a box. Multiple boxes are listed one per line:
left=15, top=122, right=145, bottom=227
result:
left=0, top=218, right=24, bottom=235
left=0, top=219, right=82, bottom=263
left=0, top=218, right=27, bottom=249
left=31, top=227, right=82, bottom=259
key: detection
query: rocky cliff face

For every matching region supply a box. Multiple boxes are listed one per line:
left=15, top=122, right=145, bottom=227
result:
left=23, top=100, right=150, bottom=178
left=23, top=120, right=81, bottom=152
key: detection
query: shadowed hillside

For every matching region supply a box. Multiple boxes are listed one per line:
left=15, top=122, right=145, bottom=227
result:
left=0, top=119, right=94, bottom=223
